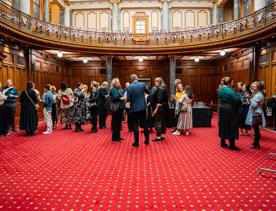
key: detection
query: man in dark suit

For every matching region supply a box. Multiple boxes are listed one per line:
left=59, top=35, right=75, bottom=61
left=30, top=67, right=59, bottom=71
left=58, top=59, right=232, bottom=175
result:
left=127, top=74, right=150, bottom=147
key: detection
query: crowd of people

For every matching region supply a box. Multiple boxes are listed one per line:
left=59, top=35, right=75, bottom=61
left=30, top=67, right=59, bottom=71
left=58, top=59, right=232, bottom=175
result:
left=0, top=75, right=275, bottom=149
left=0, top=75, right=194, bottom=147
left=217, top=77, right=276, bottom=150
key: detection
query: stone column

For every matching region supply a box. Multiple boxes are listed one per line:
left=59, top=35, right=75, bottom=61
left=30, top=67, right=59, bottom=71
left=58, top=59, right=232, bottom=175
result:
left=234, top=0, right=240, bottom=20
left=64, top=5, right=70, bottom=27
left=20, top=0, right=30, bottom=15
left=254, top=0, right=266, bottom=11
left=44, top=0, right=49, bottom=22
left=106, top=58, right=113, bottom=83
left=111, top=0, right=120, bottom=31
left=169, top=57, right=176, bottom=96
left=212, top=0, right=223, bottom=24
left=212, top=0, right=218, bottom=24
left=160, top=0, right=171, bottom=32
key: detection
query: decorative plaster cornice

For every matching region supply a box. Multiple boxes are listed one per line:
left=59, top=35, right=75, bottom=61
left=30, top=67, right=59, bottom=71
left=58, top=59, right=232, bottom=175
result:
left=110, top=0, right=121, bottom=3
left=160, top=0, right=172, bottom=3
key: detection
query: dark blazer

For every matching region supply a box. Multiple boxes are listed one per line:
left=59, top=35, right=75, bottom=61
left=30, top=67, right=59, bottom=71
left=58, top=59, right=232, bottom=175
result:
left=127, top=81, right=149, bottom=113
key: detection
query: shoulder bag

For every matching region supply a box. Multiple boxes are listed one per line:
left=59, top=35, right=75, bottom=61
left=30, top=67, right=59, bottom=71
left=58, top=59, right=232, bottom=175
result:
left=25, top=90, right=39, bottom=110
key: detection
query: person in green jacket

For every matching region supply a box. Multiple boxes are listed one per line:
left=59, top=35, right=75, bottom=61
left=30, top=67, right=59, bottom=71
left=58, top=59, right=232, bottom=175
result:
left=110, top=78, right=126, bottom=142
left=218, top=77, right=241, bottom=150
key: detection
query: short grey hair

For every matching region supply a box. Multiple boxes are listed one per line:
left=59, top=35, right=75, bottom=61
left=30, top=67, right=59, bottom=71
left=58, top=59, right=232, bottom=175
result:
left=130, top=74, right=138, bottom=82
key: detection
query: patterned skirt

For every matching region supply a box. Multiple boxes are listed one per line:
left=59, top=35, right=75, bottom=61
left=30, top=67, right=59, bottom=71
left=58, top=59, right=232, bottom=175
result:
left=60, top=106, right=74, bottom=125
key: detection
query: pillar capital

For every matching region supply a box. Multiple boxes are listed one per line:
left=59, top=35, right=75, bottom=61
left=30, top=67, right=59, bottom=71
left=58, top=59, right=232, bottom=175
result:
left=110, top=0, right=120, bottom=3
left=211, top=0, right=218, bottom=4
left=160, top=0, right=172, bottom=3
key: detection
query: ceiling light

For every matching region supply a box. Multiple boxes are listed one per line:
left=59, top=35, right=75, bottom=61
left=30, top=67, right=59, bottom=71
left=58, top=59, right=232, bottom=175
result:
left=57, top=51, right=63, bottom=58
left=83, top=58, right=88, bottom=63
left=220, top=50, right=226, bottom=56
left=138, top=57, right=143, bottom=62
left=194, top=57, right=199, bottom=63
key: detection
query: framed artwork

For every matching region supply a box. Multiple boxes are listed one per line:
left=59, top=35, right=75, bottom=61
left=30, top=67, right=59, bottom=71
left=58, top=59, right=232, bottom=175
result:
left=138, top=77, right=151, bottom=88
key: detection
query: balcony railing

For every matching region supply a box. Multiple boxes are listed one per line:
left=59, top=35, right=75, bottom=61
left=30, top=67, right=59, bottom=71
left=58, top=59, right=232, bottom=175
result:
left=0, top=1, right=275, bottom=49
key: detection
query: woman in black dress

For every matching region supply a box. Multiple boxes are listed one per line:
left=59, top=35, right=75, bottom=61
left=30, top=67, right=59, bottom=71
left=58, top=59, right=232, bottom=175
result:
left=238, top=84, right=251, bottom=136
left=218, top=77, right=241, bottom=150
left=20, top=81, right=38, bottom=135
left=97, top=81, right=109, bottom=129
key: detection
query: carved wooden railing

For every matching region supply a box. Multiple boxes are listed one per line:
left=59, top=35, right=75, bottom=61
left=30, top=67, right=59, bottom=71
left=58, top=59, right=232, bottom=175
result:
left=0, top=1, right=275, bottom=51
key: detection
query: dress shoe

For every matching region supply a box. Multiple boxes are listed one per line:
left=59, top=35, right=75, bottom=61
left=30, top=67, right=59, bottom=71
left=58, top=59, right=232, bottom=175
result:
left=152, top=138, right=163, bottom=142
left=229, top=146, right=240, bottom=151
left=144, top=140, right=149, bottom=145
left=119, top=137, right=124, bottom=140
left=251, top=145, right=260, bottom=150
left=220, top=143, right=228, bottom=148
left=132, top=143, right=139, bottom=147
left=91, top=129, right=98, bottom=133
left=112, top=138, right=121, bottom=142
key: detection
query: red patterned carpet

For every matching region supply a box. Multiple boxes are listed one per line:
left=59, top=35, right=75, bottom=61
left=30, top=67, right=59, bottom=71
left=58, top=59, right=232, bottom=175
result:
left=0, top=115, right=275, bottom=210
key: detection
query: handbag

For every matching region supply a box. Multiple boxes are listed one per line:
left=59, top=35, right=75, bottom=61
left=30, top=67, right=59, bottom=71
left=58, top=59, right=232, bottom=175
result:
left=252, top=112, right=262, bottom=126
left=61, top=95, right=70, bottom=105
left=180, top=103, right=188, bottom=112
left=110, top=100, right=119, bottom=113
left=25, top=90, right=39, bottom=110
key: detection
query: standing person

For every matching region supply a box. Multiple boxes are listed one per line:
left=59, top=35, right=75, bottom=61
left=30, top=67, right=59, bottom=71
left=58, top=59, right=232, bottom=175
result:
left=83, top=85, right=91, bottom=122
left=97, top=81, right=109, bottom=129
left=146, top=86, right=157, bottom=133
left=89, top=81, right=99, bottom=133
left=218, top=77, right=241, bottom=150
left=19, top=81, right=38, bottom=135
left=2, top=79, right=19, bottom=132
left=58, top=81, right=74, bottom=130
left=238, top=84, right=252, bottom=136
left=124, top=82, right=133, bottom=132
left=173, top=85, right=193, bottom=136
left=42, top=84, right=54, bottom=135
left=151, top=77, right=169, bottom=142
left=51, top=86, right=58, bottom=129
left=110, top=78, right=125, bottom=142
left=127, top=74, right=150, bottom=147
left=0, top=82, right=9, bottom=136
left=171, top=83, right=185, bottom=133
left=246, top=82, right=266, bottom=149
left=74, top=82, right=86, bottom=132
left=32, top=82, right=41, bottom=128
left=268, top=84, right=276, bottom=130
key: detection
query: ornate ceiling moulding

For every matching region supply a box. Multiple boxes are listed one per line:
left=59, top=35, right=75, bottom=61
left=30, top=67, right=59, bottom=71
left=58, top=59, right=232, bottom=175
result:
left=160, top=0, right=172, bottom=2
left=110, top=0, right=121, bottom=3
left=0, top=20, right=275, bottom=55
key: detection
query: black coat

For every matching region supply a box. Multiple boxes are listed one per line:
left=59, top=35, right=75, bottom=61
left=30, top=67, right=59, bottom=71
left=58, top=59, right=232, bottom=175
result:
left=97, top=87, right=108, bottom=116
left=19, top=89, right=38, bottom=132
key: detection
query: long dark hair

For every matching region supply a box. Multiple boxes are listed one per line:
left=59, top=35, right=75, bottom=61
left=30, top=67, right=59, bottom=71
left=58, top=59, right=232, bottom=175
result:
left=185, top=85, right=194, bottom=99
left=60, top=81, right=68, bottom=91
left=27, top=81, right=33, bottom=89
